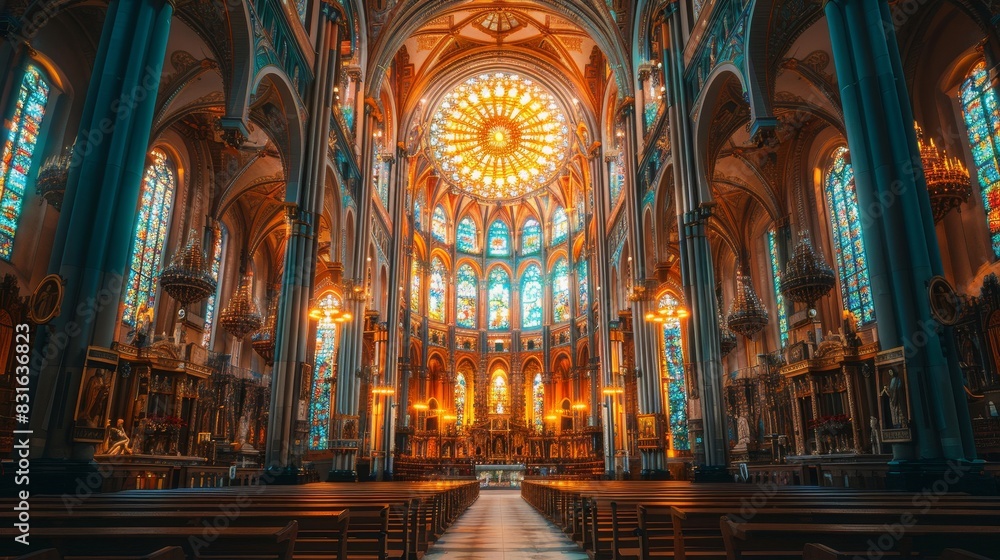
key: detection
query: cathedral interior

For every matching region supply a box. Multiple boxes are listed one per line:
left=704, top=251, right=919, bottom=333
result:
left=3, top=0, right=1000, bottom=497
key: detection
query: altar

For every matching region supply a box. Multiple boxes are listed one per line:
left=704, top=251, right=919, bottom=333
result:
left=475, top=464, right=525, bottom=489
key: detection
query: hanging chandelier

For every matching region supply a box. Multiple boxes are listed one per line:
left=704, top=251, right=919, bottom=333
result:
left=915, top=122, right=971, bottom=222
left=251, top=294, right=278, bottom=365
left=428, top=72, right=570, bottom=202
left=781, top=232, right=836, bottom=309
left=35, top=144, right=73, bottom=210
left=219, top=273, right=263, bottom=339
left=159, top=230, right=217, bottom=306
left=719, top=310, right=737, bottom=356
left=727, top=267, right=769, bottom=338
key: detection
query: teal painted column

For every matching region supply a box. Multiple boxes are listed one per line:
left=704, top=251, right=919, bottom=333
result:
left=29, top=0, right=173, bottom=470
left=825, top=0, right=978, bottom=480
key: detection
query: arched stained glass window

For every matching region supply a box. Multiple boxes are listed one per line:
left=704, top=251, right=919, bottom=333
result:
left=456, top=263, right=478, bottom=329
left=659, top=293, right=688, bottom=450
left=767, top=229, right=788, bottom=346
left=456, top=217, right=479, bottom=253
left=487, top=220, right=510, bottom=256
left=309, top=292, right=341, bottom=449
left=202, top=227, right=226, bottom=348
left=552, top=258, right=570, bottom=323
left=577, top=260, right=590, bottom=312
left=373, top=142, right=389, bottom=208
left=532, top=372, right=544, bottom=433
left=413, top=190, right=424, bottom=231
left=431, top=205, right=447, bottom=242
left=491, top=373, right=508, bottom=414
left=410, top=259, right=421, bottom=314
left=0, top=65, right=50, bottom=261
left=123, top=149, right=176, bottom=324
left=428, top=257, right=447, bottom=322
left=487, top=267, right=511, bottom=330
left=826, top=147, right=875, bottom=325
left=610, top=146, right=625, bottom=204
left=455, top=372, right=468, bottom=430
left=521, top=219, right=541, bottom=255
left=960, top=60, right=1000, bottom=258
left=552, top=206, right=568, bottom=244
left=521, top=263, right=543, bottom=329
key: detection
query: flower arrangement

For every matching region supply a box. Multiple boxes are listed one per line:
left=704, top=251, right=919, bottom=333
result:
left=145, top=415, right=187, bottom=431
left=808, top=414, right=850, bottom=436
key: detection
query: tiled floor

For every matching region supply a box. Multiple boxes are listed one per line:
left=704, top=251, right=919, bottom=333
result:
left=424, top=489, right=590, bottom=559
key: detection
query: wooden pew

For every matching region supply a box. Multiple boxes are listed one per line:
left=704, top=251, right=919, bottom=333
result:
left=0, top=522, right=298, bottom=560
left=804, top=544, right=998, bottom=560
left=12, top=548, right=185, bottom=560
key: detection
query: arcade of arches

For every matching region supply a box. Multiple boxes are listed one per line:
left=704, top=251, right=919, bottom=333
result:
left=2, top=0, right=1000, bottom=491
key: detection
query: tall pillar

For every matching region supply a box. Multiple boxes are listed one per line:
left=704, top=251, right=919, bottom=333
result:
left=620, top=101, right=668, bottom=476
left=825, top=0, right=981, bottom=489
left=592, top=147, right=616, bottom=476
left=265, top=4, right=340, bottom=473
left=29, top=0, right=174, bottom=485
left=661, top=2, right=729, bottom=477
left=381, top=146, right=406, bottom=479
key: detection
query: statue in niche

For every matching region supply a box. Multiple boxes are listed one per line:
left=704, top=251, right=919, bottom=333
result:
left=869, top=416, right=881, bottom=454
left=880, top=368, right=906, bottom=428
left=79, top=369, right=111, bottom=428
left=737, top=416, right=751, bottom=445
left=105, top=419, right=133, bottom=456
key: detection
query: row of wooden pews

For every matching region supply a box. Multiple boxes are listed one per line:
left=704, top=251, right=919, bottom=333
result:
left=521, top=479, right=1000, bottom=560
left=1, top=479, right=479, bottom=560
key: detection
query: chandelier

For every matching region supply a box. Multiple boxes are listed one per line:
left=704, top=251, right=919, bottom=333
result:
left=916, top=122, right=971, bottom=222
left=719, top=310, right=737, bottom=356
left=727, top=267, right=769, bottom=338
left=781, top=232, right=836, bottom=309
left=159, top=230, right=217, bottom=306
left=36, top=145, right=73, bottom=210
left=428, top=73, right=570, bottom=202
left=251, top=294, right=278, bottom=365
left=219, top=272, right=263, bottom=339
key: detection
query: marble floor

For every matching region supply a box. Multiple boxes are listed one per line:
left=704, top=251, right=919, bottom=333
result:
left=424, top=489, right=590, bottom=559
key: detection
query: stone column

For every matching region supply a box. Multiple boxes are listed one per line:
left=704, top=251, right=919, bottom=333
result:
left=30, top=0, right=174, bottom=487
left=825, top=0, right=979, bottom=487
left=381, top=146, right=405, bottom=478
left=265, top=4, right=340, bottom=473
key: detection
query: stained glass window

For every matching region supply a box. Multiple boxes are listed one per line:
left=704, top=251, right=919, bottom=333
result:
left=552, top=258, right=570, bottom=323
left=456, top=263, right=478, bottom=329
left=431, top=205, right=447, bottom=242
left=296, top=0, right=308, bottom=24
left=428, top=257, right=447, bottom=322
left=487, top=220, right=510, bottom=256
left=659, top=293, right=688, bottom=451
left=552, top=206, right=568, bottom=244
left=521, top=263, right=543, bottom=329
left=487, top=267, right=510, bottom=330
left=0, top=66, right=49, bottom=260
left=413, top=190, right=424, bottom=231
left=410, top=259, right=421, bottom=314
left=491, top=373, right=508, bottom=414
left=373, top=141, right=389, bottom=208
left=577, top=260, right=590, bottom=312
left=826, top=147, right=875, bottom=325
left=202, top=227, right=225, bottom=348
left=457, top=217, right=479, bottom=253
left=767, top=229, right=788, bottom=346
left=455, top=372, right=467, bottom=430
left=960, top=60, right=1000, bottom=258
left=309, top=292, right=341, bottom=449
left=573, top=191, right=584, bottom=231
left=521, top=219, right=541, bottom=255
left=532, top=372, right=544, bottom=433
left=123, top=149, right=176, bottom=324
left=609, top=146, right=625, bottom=204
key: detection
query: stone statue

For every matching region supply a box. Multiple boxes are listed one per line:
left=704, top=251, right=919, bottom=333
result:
left=881, top=368, right=905, bottom=427
left=737, top=416, right=751, bottom=445
left=106, top=419, right=133, bottom=455
left=869, top=416, right=881, bottom=454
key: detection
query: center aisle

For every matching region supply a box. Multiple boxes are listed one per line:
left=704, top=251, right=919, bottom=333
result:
left=424, top=489, right=589, bottom=559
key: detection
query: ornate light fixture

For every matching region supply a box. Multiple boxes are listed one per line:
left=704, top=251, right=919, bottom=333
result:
left=781, top=232, right=836, bottom=309
left=719, top=310, right=738, bottom=356
left=428, top=72, right=570, bottom=202
left=251, top=293, right=278, bottom=366
left=219, top=272, right=263, bottom=339
left=727, top=266, right=769, bottom=338
left=915, top=122, right=971, bottom=222
left=159, top=229, right=217, bottom=306
left=36, top=145, right=73, bottom=210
